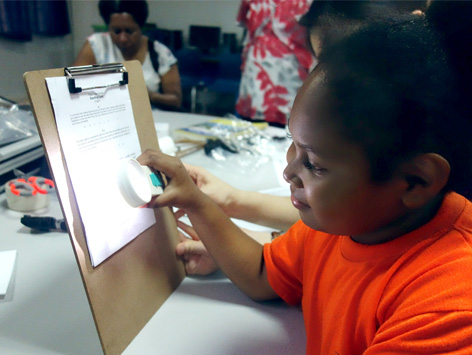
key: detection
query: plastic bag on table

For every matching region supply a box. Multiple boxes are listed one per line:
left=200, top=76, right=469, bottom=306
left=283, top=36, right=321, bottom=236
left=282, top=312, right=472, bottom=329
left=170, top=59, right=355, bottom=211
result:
left=203, top=115, right=290, bottom=173
left=0, top=102, right=37, bottom=147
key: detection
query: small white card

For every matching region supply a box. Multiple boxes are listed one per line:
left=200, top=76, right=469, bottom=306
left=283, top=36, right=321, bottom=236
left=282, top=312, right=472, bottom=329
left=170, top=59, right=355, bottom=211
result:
left=0, top=250, right=17, bottom=296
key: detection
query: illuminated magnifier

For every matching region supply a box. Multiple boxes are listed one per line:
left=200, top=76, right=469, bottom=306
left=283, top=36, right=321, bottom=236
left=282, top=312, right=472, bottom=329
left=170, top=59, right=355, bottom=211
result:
left=118, top=158, right=164, bottom=208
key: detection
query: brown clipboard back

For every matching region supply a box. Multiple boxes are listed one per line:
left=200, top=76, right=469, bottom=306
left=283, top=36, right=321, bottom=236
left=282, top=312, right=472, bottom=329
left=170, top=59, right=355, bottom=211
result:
left=23, top=60, right=185, bottom=354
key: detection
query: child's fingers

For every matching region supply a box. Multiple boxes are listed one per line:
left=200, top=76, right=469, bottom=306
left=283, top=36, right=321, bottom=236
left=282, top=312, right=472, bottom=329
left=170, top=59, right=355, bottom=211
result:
left=175, top=239, right=206, bottom=256
left=184, top=163, right=203, bottom=185
left=173, top=209, right=186, bottom=220
left=178, top=231, right=190, bottom=243
left=138, top=150, right=202, bottom=210
left=186, top=259, right=199, bottom=274
left=176, top=239, right=218, bottom=275
left=177, top=220, right=200, bottom=241
left=137, top=149, right=184, bottom=180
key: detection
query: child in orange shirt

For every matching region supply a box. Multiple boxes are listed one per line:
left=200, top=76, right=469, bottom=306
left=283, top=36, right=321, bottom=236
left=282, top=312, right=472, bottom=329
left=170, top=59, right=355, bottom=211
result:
left=138, top=14, right=472, bottom=354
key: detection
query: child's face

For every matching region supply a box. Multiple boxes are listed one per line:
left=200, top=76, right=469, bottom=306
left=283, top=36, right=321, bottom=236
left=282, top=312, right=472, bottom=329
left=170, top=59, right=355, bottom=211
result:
left=309, top=28, right=322, bottom=58
left=284, top=70, right=409, bottom=243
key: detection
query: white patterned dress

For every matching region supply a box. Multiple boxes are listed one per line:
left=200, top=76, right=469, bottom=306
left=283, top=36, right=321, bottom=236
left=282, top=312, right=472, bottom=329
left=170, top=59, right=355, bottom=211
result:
left=235, top=0, right=315, bottom=126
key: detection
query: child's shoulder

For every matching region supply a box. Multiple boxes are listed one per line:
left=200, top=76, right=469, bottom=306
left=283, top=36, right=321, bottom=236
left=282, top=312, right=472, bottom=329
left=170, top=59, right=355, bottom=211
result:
left=409, top=192, right=472, bottom=257
left=439, top=192, right=472, bottom=240
left=379, top=194, right=472, bottom=319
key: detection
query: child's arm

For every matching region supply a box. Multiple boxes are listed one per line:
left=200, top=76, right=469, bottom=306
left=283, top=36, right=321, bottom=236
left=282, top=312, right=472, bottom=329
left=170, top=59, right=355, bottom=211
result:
left=226, top=190, right=298, bottom=231
left=175, top=212, right=273, bottom=276
left=138, top=150, right=279, bottom=301
left=185, top=164, right=299, bottom=231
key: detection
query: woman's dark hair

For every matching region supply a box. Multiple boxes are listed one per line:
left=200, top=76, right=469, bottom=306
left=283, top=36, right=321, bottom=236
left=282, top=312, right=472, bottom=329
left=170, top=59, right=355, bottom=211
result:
left=317, top=15, right=472, bottom=198
left=98, top=0, right=149, bottom=27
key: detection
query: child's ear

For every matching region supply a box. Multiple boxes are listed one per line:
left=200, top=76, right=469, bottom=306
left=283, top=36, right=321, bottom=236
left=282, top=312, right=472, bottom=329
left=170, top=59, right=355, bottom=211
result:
left=401, top=153, right=450, bottom=209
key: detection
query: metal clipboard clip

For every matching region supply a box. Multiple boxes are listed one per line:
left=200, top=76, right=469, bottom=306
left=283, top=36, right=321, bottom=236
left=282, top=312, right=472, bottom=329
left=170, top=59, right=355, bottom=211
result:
left=64, top=63, right=128, bottom=94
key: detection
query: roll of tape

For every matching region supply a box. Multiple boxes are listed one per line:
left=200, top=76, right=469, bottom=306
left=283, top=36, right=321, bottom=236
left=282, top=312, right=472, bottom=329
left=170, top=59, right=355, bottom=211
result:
left=5, top=180, right=51, bottom=212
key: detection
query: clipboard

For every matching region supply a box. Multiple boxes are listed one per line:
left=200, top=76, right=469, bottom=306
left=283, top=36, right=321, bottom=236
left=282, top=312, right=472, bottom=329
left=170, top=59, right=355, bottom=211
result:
left=23, top=60, right=185, bottom=354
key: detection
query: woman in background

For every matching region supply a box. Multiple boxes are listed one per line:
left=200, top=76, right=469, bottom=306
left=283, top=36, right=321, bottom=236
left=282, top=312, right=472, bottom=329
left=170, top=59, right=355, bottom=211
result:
left=73, top=0, right=182, bottom=111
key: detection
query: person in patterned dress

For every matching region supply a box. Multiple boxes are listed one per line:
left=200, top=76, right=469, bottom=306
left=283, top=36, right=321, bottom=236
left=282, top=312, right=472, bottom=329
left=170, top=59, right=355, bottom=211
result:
left=235, top=0, right=315, bottom=127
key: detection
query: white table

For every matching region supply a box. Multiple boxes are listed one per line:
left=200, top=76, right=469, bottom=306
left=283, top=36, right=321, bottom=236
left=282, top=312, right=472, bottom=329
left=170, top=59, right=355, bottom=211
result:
left=0, top=111, right=306, bottom=354
left=153, top=110, right=290, bottom=192
left=0, top=193, right=102, bottom=354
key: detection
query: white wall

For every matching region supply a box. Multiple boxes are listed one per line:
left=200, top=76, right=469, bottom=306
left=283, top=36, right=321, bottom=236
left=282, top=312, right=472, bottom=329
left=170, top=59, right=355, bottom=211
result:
left=0, top=35, right=75, bottom=102
left=147, top=0, right=243, bottom=44
left=70, top=0, right=104, bottom=55
left=0, top=0, right=243, bottom=102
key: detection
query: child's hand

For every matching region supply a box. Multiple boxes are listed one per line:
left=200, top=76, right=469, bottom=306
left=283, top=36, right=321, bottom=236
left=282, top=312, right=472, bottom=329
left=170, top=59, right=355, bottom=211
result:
left=137, top=149, right=205, bottom=211
left=175, top=216, right=219, bottom=275
left=184, top=163, right=238, bottom=215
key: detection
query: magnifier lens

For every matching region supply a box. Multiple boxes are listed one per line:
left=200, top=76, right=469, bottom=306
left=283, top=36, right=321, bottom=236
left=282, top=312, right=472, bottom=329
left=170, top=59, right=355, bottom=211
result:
left=118, top=159, right=152, bottom=207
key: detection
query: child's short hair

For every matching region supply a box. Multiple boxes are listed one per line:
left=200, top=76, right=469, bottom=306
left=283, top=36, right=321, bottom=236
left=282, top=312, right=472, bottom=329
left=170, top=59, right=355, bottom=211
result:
left=299, top=0, right=429, bottom=50
left=317, top=15, right=472, bottom=197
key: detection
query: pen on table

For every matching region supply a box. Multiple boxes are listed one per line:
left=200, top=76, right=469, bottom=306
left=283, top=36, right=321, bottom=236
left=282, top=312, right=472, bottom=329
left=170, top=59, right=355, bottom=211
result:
left=20, top=215, right=67, bottom=232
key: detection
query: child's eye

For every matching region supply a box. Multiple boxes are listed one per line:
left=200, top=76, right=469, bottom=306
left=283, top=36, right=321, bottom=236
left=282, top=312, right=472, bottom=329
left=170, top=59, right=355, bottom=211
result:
left=303, top=161, right=314, bottom=170
left=303, top=161, right=326, bottom=173
left=285, top=126, right=292, bottom=140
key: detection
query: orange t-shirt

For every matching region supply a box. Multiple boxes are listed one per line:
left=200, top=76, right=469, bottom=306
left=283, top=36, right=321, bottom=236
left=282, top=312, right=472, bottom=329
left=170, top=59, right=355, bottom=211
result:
left=264, top=192, right=472, bottom=354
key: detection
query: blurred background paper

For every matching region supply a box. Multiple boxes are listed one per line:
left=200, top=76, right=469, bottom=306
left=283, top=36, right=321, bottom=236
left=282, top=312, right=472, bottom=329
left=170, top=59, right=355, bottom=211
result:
left=45, top=74, right=156, bottom=267
left=0, top=250, right=16, bottom=298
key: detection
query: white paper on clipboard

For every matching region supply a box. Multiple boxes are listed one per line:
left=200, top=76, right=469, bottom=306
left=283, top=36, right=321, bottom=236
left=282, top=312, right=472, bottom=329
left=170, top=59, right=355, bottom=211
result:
left=45, top=73, right=155, bottom=267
